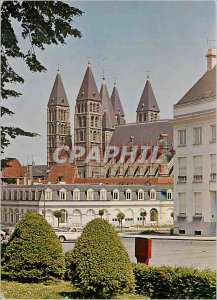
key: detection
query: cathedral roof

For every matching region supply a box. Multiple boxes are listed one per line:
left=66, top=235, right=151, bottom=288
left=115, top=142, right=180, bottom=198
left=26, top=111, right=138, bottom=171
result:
left=175, top=65, right=216, bottom=106
left=48, top=73, right=69, bottom=107
left=100, top=80, right=117, bottom=129
left=136, top=79, right=160, bottom=113
left=109, top=120, right=173, bottom=146
left=76, top=64, right=101, bottom=102
left=111, top=84, right=125, bottom=117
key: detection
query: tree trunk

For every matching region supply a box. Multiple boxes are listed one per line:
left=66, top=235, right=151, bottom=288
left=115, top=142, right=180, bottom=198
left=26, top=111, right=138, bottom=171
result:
left=142, top=218, right=145, bottom=226
left=57, top=217, right=60, bottom=227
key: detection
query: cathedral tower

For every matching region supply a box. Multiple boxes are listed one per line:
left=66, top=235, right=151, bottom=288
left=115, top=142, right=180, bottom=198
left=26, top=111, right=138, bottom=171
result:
left=47, top=72, right=71, bottom=167
left=100, top=77, right=117, bottom=147
left=74, top=63, right=102, bottom=178
left=136, top=76, right=160, bottom=123
left=111, top=83, right=125, bottom=125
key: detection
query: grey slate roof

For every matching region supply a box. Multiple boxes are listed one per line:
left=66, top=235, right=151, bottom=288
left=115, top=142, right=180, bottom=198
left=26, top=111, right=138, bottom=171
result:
left=175, top=66, right=216, bottom=106
left=136, top=79, right=160, bottom=113
left=100, top=81, right=117, bottom=129
left=48, top=73, right=69, bottom=107
left=23, top=165, right=47, bottom=178
left=109, top=120, right=173, bottom=146
left=76, top=65, right=101, bottom=102
left=111, top=85, right=125, bottom=117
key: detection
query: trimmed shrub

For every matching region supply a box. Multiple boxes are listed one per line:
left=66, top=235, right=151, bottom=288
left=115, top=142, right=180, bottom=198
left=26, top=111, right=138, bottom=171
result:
left=2, top=211, right=65, bottom=282
left=133, top=263, right=216, bottom=299
left=67, top=218, right=135, bottom=298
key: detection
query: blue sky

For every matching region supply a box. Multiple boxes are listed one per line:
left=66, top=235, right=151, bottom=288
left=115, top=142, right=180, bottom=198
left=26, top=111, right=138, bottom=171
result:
left=4, top=1, right=216, bottom=165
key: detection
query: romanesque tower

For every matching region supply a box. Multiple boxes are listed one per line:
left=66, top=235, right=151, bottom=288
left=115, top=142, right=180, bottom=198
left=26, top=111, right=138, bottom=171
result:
left=47, top=72, right=71, bottom=167
left=136, top=76, right=160, bottom=123
left=74, top=63, right=102, bottom=178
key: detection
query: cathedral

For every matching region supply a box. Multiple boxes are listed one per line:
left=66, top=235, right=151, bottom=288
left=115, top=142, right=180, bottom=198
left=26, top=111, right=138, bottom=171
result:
left=47, top=63, right=174, bottom=179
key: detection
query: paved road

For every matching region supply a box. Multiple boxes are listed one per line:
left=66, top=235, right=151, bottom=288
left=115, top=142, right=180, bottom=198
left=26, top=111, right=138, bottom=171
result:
left=62, top=237, right=216, bottom=270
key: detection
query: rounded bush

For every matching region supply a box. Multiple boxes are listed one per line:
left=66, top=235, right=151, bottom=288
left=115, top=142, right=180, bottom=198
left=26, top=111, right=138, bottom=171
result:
left=67, top=218, right=135, bottom=298
left=2, top=211, right=65, bottom=282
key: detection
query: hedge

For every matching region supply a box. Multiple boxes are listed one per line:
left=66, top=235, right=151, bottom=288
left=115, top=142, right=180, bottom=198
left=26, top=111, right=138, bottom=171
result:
left=2, top=211, right=65, bottom=282
left=133, top=263, right=216, bottom=299
left=66, top=218, right=135, bottom=298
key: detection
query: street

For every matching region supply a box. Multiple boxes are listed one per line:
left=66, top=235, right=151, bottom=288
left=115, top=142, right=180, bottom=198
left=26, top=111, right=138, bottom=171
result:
left=63, top=237, right=216, bottom=270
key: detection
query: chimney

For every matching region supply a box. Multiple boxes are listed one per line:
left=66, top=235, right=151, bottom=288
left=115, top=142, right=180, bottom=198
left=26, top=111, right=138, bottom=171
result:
left=205, top=48, right=216, bottom=71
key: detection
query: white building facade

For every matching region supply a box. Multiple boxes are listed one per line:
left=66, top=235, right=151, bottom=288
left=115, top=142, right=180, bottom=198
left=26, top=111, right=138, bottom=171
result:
left=173, top=49, right=216, bottom=236
left=1, top=184, right=173, bottom=228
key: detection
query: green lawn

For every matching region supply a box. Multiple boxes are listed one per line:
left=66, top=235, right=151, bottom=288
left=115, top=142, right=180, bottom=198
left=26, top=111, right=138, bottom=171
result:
left=1, top=280, right=147, bottom=299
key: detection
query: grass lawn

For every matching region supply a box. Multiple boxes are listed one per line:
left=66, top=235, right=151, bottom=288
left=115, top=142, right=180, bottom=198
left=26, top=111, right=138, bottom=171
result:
left=1, top=280, right=147, bottom=299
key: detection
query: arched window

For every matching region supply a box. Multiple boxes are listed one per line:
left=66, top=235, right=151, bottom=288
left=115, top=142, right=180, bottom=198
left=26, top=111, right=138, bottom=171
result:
left=87, top=188, right=94, bottom=201
left=81, top=104, right=84, bottom=113
left=91, top=116, right=94, bottom=127
left=93, top=131, right=97, bottom=141
left=113, top=189, right=119, bottom=200
left=72, top=209, right=82, bottom=226
left=59, top=189, right=66, bottom=200
left=15, top=208, right=19, bottom=223
left=79, top=117, right=82, bottom=127
left=137, top=189, right=144, bottom=201
left=125, top=189, right=132, bottom=200
left=150, top=209, right=158, bottom=222
left=80, top=131, right=84, bottom=141
left=45, top=188, right=52, bottom=200
left=4, top=208, right=8, bottom=223
left=20, top=209, right=24, bottom=218
left=86, top=209, right=95, bottom=222
left=9, top=208, right=14, bottom=224
left=95, top=117, right=98, bottom=127
left=60, top=209, right=68, bottom=224
left=150, top=189, right=156, bottom=200
left=73, top=188, right=80, bottom=201
left=83, top=116, right=86, bottom=127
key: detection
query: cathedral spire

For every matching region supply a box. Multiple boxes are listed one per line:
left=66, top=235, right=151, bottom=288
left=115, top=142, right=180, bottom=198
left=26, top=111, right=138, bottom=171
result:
left=136, top=78, right=160, bottom=123
left=111, top=83, right=125, bottom=124
left=76, top=64, right=101, bottom=102
left=48, top=73, right=69, bottom=107
left=100, top=79, right=117, bottom=129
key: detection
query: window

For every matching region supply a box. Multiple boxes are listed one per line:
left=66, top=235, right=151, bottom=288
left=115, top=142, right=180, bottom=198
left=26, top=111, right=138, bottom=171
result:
left=32, top=190, right=36, bottom=200
left=60, top=209, right=68, bottom=224
left=193, top=156, right=203, bottom=182
left=179, top=193, right=186, bottom=216
left=150, top=189, right=156, bottom=200
left=93, top=131, right=97, bottom=141
left=167, top=190, right=173, bottom=200
left=14, top=190, right=18, bottom=200
left=80, top=131, right=84, bottom=141
left=137, top=189, right=144, bottom=201
left=194, top=192, right=202, bottom=216
left=113, top=189, right=119, bottom=200
left=125, top=189, right=132, bottom=200
left=139, top=114, right=142, bottom=122
left=4, top=208, right=8, bottom=223
left=15, top=208, right=19, bottom=223
left=210, top=124, right=216, bottom=142
left=193, top=127, right=202, bottom=144
left=150, top=209, right=158, bottom=222
left=9, top=208, right=14, bottom=224
left=59, top=189, right=66, bottom=200
left=73, top=189, right=80, bottom=200
left=178, top=157, right=187, bottom=182
left=91, top=116, right=94, bottom=127
left=45, top=189, right=52, bottom=200
left=87, top=189, right=94, bottom=201
left=100, top=189, right=107, bottom=201
left=211, top=154, right=216, bottom=180
left=178, top=129, right=186, bottom=146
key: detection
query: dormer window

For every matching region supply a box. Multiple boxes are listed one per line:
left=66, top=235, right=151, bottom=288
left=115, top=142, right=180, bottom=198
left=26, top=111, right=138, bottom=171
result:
left=150, top=189, right=156, bottom=200
left=59, top=188, right=66, bottom=200
left=100, top=188, right=107, bottom=201
left=138, top=189, right=144, bottom=201
left=125, top=189, right=132, bottom=200
left=45, top=188, right=52, bottom=201
left=73, top=188, right=80, bottom=201
left=87, top=188, right=94, bottom=201
left=113, top=189, right=119, bottom=200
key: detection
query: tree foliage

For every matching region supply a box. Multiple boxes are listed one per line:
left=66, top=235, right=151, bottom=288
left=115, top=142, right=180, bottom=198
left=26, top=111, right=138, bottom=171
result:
left=1, top=1, right=83, bottom=163
left=66, top=218, right=135, bottom=298
left=53, top=210, right=62, bottom=227
left=2, top=211, right=65, bottom=282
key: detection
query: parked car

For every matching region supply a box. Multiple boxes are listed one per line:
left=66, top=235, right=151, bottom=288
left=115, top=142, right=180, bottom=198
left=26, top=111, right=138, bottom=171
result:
left=54, top=227, right=83, bottom=242
left=1, top=225, right=10, bottom=235
left=1, top=230, right=6, bottom=241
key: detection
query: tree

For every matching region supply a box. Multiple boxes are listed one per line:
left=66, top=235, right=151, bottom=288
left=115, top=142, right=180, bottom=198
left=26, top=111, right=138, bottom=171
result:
left=117, top=212, right=125, bottom=231
left=1, top=1, right=83, bottom=168
left=140, top=211, right=147, bottom=226
left=53, top=210, right=62, bottom=227
left=66, top=218, right=135, bottom=298
left=2, top=211, right=65, bottom=282
left=98, top=209, right=104, bottom=218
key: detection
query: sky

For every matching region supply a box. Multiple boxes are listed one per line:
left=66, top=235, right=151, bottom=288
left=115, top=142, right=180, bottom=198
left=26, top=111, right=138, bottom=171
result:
left=3, top=0, right=216, bottom=165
